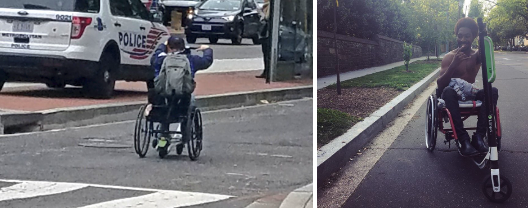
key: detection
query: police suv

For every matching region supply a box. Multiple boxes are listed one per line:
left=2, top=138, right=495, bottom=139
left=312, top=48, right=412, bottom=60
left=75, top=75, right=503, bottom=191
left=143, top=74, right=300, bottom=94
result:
left=0, top=0, right=170, bottom=98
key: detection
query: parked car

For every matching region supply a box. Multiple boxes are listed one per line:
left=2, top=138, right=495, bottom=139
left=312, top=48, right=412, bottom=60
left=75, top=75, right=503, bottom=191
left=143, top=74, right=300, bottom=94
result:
left=185, top=0, right=261, bottom=45
left=154, top=0, right=204, bottom=27
left=0, top=0, right=170, bottom=98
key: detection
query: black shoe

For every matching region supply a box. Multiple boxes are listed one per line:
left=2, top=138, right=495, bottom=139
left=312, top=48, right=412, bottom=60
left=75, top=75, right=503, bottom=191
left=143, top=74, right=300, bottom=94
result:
left=471, top=133, right=489, bottom=154
left=457, top=139, right=480, bottom=157
left=255, top=74, right=266, bottom=78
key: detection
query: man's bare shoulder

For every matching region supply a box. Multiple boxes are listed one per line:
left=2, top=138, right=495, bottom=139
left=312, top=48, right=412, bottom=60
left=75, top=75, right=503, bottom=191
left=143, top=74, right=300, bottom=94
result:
left=441, top=51, right=455, bottom=65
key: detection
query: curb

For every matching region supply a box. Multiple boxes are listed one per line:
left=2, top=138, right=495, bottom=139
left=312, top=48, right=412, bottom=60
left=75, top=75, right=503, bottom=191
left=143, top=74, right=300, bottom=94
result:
left=0, top=86, right=312, bottom=134
left=279, top=184, right=313, bottom=208
left=317, top=68, right=440, bottom=187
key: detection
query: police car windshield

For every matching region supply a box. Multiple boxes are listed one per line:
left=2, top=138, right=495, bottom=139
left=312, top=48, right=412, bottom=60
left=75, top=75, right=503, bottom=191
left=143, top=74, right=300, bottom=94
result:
left=199, top=0, right=241, bottom=11
left=1, top=0, right=99, bottom=13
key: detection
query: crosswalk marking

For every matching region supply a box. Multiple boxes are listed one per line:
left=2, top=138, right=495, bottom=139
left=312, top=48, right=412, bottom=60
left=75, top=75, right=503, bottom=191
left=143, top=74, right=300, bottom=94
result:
left=0, top=181, right=88, bottom=202
left=82, top=191, right=231, bottom=208
left=0, top=179, right=233, bottom=208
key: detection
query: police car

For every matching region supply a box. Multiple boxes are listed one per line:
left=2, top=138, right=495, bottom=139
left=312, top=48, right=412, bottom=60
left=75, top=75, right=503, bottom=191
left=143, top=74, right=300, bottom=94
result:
left=0, top=0, right=170, bottom=98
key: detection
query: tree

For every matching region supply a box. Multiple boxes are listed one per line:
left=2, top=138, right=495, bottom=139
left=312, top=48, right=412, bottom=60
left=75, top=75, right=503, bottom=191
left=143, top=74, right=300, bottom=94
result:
left=468, top=0, right=485, bottom=19
left=403, top=42, right=413, bottom=72
left=486, top=0, right=528, bottom=46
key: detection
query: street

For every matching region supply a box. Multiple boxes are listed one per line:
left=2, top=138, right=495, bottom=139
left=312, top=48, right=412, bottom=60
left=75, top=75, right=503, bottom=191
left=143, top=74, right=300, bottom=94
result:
left=4, top=38, right=264, bottom=89
left=319, top=52, right=527, bottom=207
left=0, top=98, right=313, bottom=208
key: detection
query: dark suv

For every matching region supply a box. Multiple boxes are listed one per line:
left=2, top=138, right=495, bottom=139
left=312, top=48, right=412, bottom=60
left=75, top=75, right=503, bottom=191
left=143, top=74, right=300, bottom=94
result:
left=185, top=0, right=261, bottom=45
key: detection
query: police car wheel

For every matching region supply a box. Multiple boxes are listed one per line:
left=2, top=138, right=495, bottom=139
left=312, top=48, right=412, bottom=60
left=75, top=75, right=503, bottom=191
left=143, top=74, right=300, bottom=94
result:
left=186, top=36, right=197, bottom=44
left=84, top=52, right=116, bottom=99
left=208, top=37, right=218, bottom=44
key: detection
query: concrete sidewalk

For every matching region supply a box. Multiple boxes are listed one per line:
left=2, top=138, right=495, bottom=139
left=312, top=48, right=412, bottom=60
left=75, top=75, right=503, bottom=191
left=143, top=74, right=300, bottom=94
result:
left=0, top=70, right=312, bottom=134
left=246, top=184, right=313, bottom=208
left=318, top=56, right=443, bottom=89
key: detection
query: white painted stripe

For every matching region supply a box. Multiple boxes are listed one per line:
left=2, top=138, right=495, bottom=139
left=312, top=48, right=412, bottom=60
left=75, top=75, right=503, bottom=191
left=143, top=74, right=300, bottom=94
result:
left=197, top=58, right=262, bottom=74
left=0, top=181, right=88, bottom=202
left=81, top=190, right=231, bottom=208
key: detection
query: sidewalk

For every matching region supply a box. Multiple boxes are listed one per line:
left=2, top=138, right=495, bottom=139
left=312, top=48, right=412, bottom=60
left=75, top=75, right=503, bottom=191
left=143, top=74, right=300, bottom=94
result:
left=318, top=56, right=439, bottom=89
left=0, top=70, right=311, bottom=112
left=246, top=184, right=313, bottom=208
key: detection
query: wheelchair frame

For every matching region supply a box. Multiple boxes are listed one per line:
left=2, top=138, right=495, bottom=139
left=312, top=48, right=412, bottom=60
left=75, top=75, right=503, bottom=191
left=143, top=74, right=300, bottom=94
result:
left=424, top=18, right=512, bottom=203
left=134, top=95, right=203, bottom=161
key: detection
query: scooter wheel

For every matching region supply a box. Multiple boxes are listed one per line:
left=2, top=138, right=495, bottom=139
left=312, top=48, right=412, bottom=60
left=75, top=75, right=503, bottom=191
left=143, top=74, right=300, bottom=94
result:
left=482, top=175, right=512, bottom=203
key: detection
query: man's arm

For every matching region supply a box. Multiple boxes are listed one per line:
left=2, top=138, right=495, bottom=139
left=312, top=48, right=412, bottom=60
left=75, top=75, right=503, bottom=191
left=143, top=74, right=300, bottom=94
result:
left=190, top=48, right=213, bottom=72
left=151, top=44, right=167, bottom=67
left=436, top=46, right=469, bottom=89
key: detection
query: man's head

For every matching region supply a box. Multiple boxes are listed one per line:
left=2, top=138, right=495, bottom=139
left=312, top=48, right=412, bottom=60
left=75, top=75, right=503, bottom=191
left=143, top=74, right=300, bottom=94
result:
left=454, top=17, right=478, bottom=51
left=166, top=35, right=186, bottom=52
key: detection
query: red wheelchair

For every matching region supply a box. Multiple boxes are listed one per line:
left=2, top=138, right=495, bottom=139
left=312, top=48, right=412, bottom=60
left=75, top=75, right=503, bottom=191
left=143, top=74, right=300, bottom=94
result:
left=424, top=18, right=512, bottom=203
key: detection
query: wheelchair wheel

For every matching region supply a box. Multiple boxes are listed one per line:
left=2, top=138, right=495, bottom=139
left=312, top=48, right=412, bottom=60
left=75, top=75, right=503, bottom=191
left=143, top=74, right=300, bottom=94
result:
left=425, top=95, right=437, bottom=151
left=482, top=175, right=512, bottom=203
left=187, top=109, right=203, bottom=161
left=176, top=144, right=184, bottom=155
left=134, top=104, right=151, bottom=158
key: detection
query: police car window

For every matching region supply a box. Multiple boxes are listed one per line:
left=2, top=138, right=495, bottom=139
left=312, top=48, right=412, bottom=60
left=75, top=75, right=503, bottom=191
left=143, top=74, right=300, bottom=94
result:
left=1, top=0, right=99, bottom=12
left=199, top=0, right=241, bottom=11
left=246, top=0, right=257, bottom=9
left=110, top=0, right=133, bottom=17
left=128, top=0, right=150, bottom=20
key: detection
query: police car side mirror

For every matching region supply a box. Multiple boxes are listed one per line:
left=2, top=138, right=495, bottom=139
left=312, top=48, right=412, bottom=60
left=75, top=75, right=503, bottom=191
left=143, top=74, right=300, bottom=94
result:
left=150, top=10, right=163, bottom=23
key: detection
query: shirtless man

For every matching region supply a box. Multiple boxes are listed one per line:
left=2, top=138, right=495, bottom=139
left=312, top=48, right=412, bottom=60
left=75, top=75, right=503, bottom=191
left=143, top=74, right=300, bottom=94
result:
left=437, top=17, right=499, bottom=157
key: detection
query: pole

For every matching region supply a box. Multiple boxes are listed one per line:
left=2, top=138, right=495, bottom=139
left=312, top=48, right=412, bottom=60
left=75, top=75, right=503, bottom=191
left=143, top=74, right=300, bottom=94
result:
left=267, top=0, right=280, bottom=83
left=334, top=1, right=341, bottom=95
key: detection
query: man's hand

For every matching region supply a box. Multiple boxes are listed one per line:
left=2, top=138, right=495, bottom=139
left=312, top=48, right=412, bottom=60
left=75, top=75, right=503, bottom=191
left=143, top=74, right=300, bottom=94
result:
left=452, top=46, right=471, bottom=66
left=197, top=45, right=210, bottom=51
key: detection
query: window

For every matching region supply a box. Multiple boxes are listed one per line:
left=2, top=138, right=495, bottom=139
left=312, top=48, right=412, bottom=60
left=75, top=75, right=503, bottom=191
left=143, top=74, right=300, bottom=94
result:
left=109, top=0, right=133, bottom=17
left=75, top=0, right=100, bottom=13
left=128, top=0, right=150, bottom=20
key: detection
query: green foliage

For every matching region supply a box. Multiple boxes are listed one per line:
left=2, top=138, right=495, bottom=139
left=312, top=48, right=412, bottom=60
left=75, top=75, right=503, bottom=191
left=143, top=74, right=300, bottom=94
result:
left=403, top=42, right=413, bottom=71
left=316, top=0, right=415, bottom=42
left=327, top=60, right=441, bottom=91
left=317, top=108, right=362, bottom=147
left=468, top=0, right=485, bottom=19
left=486, top=0, right=528, bottom=46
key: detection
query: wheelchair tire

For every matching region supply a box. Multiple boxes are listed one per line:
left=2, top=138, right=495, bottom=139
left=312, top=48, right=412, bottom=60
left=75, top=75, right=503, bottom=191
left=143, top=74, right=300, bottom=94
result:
left=134, top=104, right=151, bottom=158
left=187, top=109, right=203, bottom=161
left=158, top=146, right=168, bottom=158
left=176, top=144, right=184, bottom=155
left=482, top=175, right=512, bottom=203
left=425, top=94, right=437, bottom=151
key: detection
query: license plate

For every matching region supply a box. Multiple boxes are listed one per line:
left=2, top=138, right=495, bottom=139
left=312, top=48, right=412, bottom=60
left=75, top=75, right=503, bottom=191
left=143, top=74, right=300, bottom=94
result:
left=202, top=24, right=212, bottom=31
left=12, top=21, right=34, bottom=33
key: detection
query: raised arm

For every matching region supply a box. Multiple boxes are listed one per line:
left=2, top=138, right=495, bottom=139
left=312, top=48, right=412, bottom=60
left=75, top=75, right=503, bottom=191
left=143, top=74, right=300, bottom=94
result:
left=437, top=46, right=469, bottom=89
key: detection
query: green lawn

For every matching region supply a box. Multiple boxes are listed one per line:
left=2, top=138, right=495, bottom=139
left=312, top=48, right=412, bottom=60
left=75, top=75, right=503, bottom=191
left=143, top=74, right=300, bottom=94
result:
left=317, top=108, right=362, bottom=148
left=327, top=60, right=441, bottom=91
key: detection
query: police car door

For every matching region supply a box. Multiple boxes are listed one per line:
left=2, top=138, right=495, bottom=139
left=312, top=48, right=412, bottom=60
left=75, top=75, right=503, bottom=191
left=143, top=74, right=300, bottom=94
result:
left=109, top=0, right=139, bottom=66
left=127, top=0, right=161, bottom=66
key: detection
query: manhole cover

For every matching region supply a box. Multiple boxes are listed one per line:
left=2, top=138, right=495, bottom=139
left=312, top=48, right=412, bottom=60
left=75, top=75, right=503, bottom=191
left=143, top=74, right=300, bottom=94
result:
left=79, top=138, right=130, bottom=149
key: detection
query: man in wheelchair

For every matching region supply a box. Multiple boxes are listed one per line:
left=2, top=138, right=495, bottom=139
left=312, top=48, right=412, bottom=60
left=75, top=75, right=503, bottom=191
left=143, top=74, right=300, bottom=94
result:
left=147, top=36, right=213, bottom=144
left=437, top=17, right=499, bottom=157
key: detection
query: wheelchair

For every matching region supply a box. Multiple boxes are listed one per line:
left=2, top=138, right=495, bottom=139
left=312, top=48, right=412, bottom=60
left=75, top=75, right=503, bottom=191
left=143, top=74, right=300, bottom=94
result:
left=134, top=93, right=203, bottom=161
left=424, top=18, right=512, bottom=203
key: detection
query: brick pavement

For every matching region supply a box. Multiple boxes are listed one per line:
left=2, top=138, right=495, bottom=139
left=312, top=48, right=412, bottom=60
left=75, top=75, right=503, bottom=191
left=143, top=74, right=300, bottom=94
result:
left=0, top=71, right=311, bottom=112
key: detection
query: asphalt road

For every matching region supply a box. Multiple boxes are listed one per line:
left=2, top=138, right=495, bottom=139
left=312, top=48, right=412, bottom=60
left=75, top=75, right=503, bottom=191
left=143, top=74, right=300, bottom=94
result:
left=320, top=52, right=527, bottom=207
left=0, top=98, right=312, bottom=208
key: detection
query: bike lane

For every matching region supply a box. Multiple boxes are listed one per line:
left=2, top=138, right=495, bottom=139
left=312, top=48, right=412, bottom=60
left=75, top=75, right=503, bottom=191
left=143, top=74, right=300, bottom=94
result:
left=339, top=52, right=527, bottom=207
